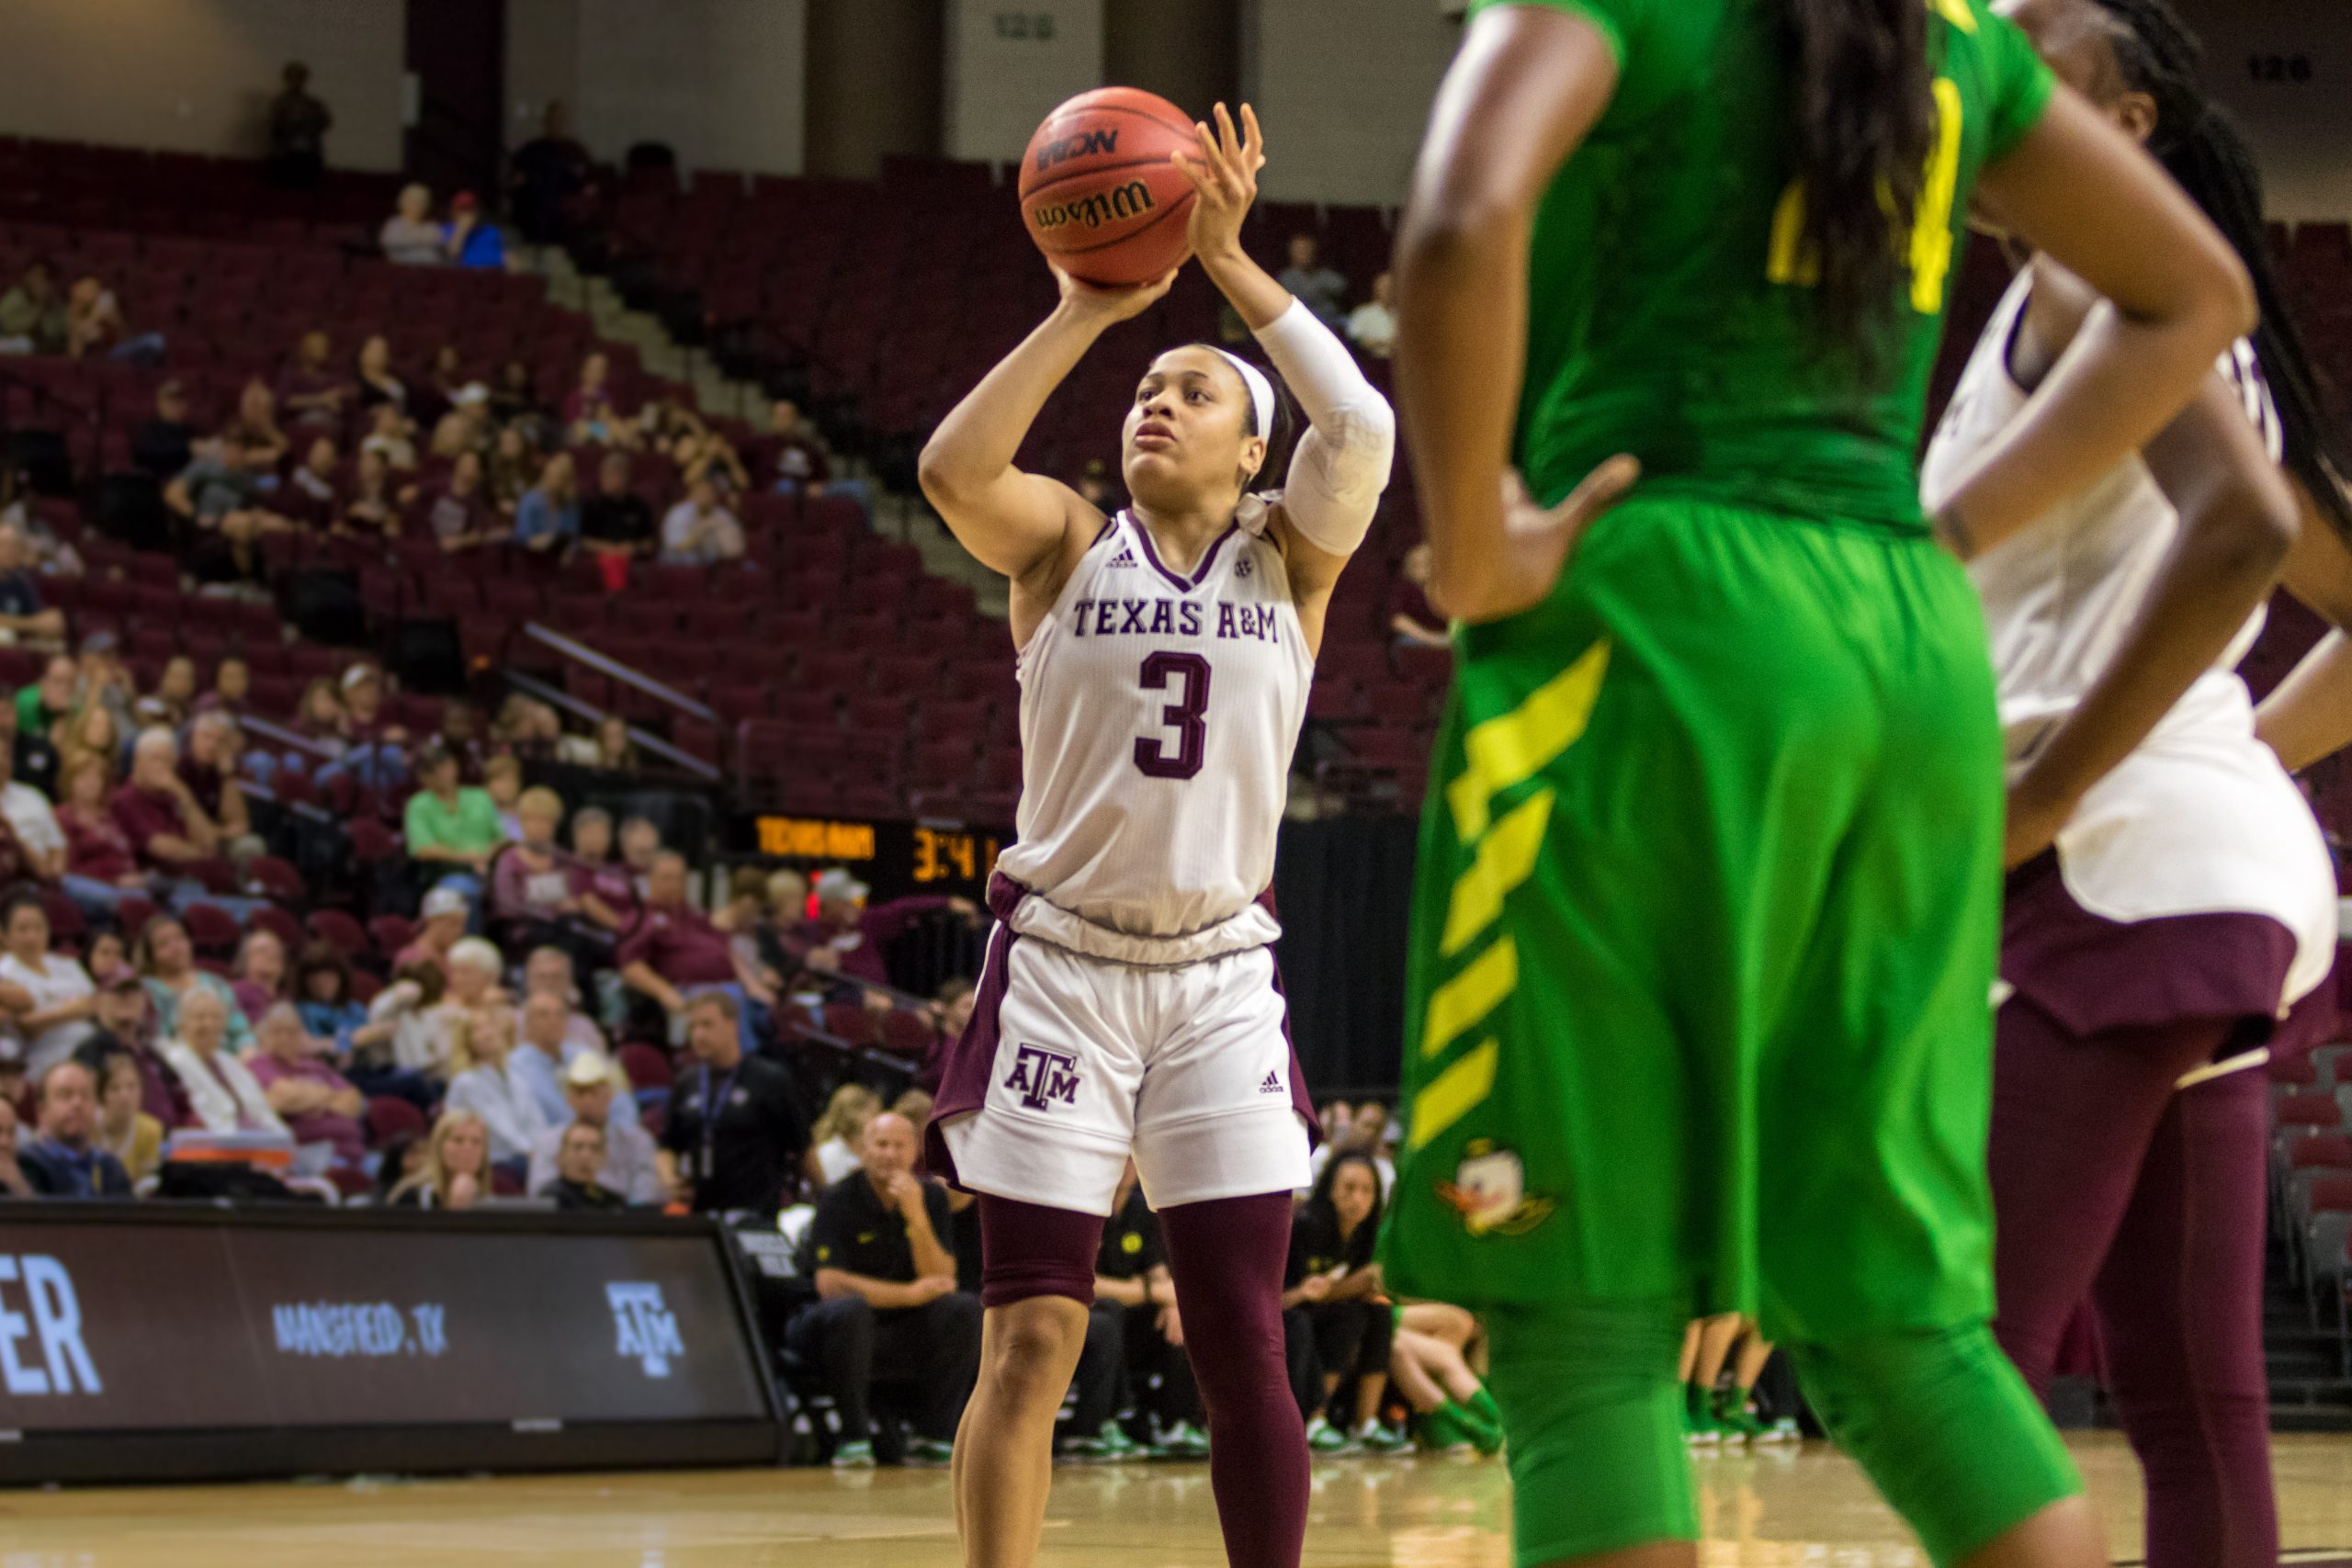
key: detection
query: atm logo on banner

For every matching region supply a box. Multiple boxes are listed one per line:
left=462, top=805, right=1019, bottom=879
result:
left=0, top=1255, right=101, bottom=1395
left=608, top=1282, right=682, bottom=1378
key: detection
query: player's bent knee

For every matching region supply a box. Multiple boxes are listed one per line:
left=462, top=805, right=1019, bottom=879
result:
left=1788, top=1323, right=2082, bottom=1567
left=983, top=1298, right=1091, bottom=1399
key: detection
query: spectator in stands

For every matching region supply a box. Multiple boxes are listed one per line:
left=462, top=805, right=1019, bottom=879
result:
left=294, top=676, right=344, bottom=744
left=113, top=728, right=223, bottom=879
left=510, top=100, right=592, bottom=245
left=592, top=715, right=639, bottom=773
left=220, top=380, right=290, bottom=469
left=658, top=989, right=806, bottom=1213
left=54, top=698, right=118, bottom=800
left=285, top=436, right=341, bottom=525
left=529, top=1049, right=662, bottom=1205
left=360, top=401, right=419, bottom=472
left=619, top=852, right=779, bottom=1049
left=796, top=1110, right=981, bottom=1467
left=0, top=722, right=66, bottom=886
left=567, top=807, right=636, bottom=931
left=0, top=521, right=63, bottom=648
left=93, top=1051, right=163, bottom=1187
left=418, top=344, right=467, bottom=425
left=435, top=699, right=487, bottom=779
left=806, top=1082, right=879, bottom=1189
left=523, top=945, right=607, bottom=1056
left=0, top=261, right=66, bottom=355
left=797, top=869, right=976, bottom=990
left=932, top=976, right=977, bottom=1039
left=247, top=1001, right=365, bottom=1170
left=381, top=184, right=447, bottom=265
left=1346, top=270, right=1396, bottom=359
left=53, top=755, right=144, bottom=919
left=227, top=930, right=287, bottom=1021
left=170, top=442, right=295, bottom=590
left=15, top=654, right=74, bottom=745
left=17, top=1059, right=132, bottom=1198
left=444, top=1003, right=547, bottom=1168
left=208, top=657, right=251, bottom=718
left=659, top=476, right=745, bottom=566
left=509, top=989, right=582, bottom=1124
left=445, top=192, right=505, bottom=270
left=137, top=915, right=252, bottom=1052
left=618, top=815, right=662, bottom=896
left=485, top=422, right=537, bottom=517
left=405, top=739, right=502, bottom=894
left=1388, top=542, right=1446, bottom=649
left=1278, top=233, right=1349, bottom=330
left=514, top=452, right=581, bottom=555
left=77, top=636, right=134, bottom=738
left=364, top=959, right=453, bottom=1080
left=491, top=361, right=548, bottom=434
left=415, top=448, right=489, bottom=552
left=266, top=61, right=333, bottom=187
left=394, top=886, right=472, bottom=981
left=0, top=892, right=95, bottom=1076
left=153, top=656, right=198, bottom=728
left=158, top=987, right=282, bottom=1136
left=82, top=931, right=129, bottom=987
left=64, top=276, right=164, bottom=367
left=289, top=942, right=428, bottom=1111
left=763, top=399, right=834, bottom=494
left=563, top=354, right=631, bottom=447
left=429, top=385, right=492, bottom=461
left=388, top=1109, right=490, bottom=1209
left=544, top=1122, right=625, bottom=1209
left=180, top=713, right=262, bottom=864
left=321, top=663, right=410, bottom=793
left=130, top=379, right=198, bottom=479
left=673, top=423, right=752, bottom=498
left=580, top=452, right=656, bottom=573
left=276, top=330, right=355, bottom=432
left=0, top=1083, right=28, bottom=1195
left=355, top=333, right=407, bottom=416
left=491, top=785, right=600, bottom=954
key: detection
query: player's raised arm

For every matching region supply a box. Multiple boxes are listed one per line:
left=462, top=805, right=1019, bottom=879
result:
left=918, top=265, right=1178, bottom=587
left=1939, top=85, right=2254, bottom=558
left=1391, top=5, right=1621, bottom=623
left=1178, top=104, right=1395, bottom=613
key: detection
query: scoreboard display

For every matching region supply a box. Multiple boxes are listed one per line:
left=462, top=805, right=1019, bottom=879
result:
left=730, top=815, right=1010, bottom=900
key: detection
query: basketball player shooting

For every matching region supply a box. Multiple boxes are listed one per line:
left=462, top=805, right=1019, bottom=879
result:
left=916, top=106, right=1392, bottom=1568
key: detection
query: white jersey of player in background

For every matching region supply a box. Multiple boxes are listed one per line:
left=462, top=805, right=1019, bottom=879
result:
left=995, top=504, right=1311, bottom=945
left=1923, top=273, right=2336, bottom=1016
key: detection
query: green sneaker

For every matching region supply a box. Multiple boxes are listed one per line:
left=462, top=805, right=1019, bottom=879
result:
left=1355, top=1419, right=1413, bottom=1454
left=1416, top=1404, right=1478, bottom=1455
left=1066, top=1425, right=1148, bottom=1462
left=831, top=1438, right=876, bottom=1470
left=1154, top=1420, right=1211, bottom=1459
left=1758, top=1416, right=1801, bottom=1444
left=1711, top=1391, right=1771, bottom=1446
left=905, top=1436, right=955, bottom=1466
left=1305, top=1415, right=1355, bottom=1455
left=1682, top=1384, right=1722, bottom=1447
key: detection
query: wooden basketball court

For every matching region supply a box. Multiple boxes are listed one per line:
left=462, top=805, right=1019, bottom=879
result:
left=3, top=1434, right=2347, bottom=1565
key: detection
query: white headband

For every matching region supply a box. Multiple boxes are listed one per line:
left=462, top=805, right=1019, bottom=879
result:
left=1213, top=349, right=1276, bottom=439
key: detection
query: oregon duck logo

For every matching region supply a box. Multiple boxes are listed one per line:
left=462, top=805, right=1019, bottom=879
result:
left=1434, top=1141, right=1554, bottom=1236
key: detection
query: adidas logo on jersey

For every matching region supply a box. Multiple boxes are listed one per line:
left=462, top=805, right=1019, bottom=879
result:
left=1108, top=548, right=1137, bottom=568
left=1259, top=1071, right=1283, bottom=1096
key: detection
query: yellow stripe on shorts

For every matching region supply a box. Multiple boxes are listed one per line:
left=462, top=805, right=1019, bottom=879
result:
left=1408, top=1039, right=1498, bottom=1151
left=1445, top=638, right=1610, bottom=843
left=1439, top=788, right=1553, bottom=957
left=1421, top=936, right=1516, bottom=1060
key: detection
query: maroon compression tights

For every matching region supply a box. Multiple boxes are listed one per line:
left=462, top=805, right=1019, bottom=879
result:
left=980, top=1190, right=1307, bottom=1568
left=1987, top=1000, right=2278, bottom=1568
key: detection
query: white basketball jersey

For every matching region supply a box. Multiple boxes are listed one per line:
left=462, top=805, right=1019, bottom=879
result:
left=994, top=509, right=1312, bottom=942
left=1924, top=273, right=2280, bottom=767
left=1923, top=272, right=2335, bottom=1010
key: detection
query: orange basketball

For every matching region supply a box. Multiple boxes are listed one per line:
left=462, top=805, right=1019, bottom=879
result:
left=1018, top=87, right=1197, bottom=288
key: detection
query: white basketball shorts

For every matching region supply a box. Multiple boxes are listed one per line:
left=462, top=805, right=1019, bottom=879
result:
left=936, top=936, right=1312, bottom=1215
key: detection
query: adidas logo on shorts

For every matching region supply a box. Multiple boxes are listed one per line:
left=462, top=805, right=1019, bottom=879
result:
left=1259, top=1071, right=1283, bottom=1096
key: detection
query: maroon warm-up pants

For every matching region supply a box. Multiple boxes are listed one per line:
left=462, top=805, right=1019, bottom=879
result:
left=1986, top=998, right=2278, bottom=1568
left=980, top=1191, right=1308, bottom=1568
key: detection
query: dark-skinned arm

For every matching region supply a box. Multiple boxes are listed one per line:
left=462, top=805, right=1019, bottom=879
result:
left=1998, top=266, right=2296, bottom=864
left=1392, top=6, right=1623, bottom=624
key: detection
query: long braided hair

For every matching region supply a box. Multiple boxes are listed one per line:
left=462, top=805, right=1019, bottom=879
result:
left=2093, top=0, right=2352, bottom=537
left=1779, top=0, right=1936, bottom=362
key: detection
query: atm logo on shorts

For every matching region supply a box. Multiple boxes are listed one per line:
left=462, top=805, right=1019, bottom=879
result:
left=607, top=1282, right=683, bottom=1378
left=1005, top=1043, right=1081, bottom=1111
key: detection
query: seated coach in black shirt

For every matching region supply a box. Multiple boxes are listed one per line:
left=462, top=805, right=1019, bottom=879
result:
left=550, top=1122, right=629, bottom=1212
left=788, top=1111, right=981, bottom=1467
left=658, top=991, right=807, bottom=1214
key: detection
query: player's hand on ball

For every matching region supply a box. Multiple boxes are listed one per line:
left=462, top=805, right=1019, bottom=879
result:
left=1054, top=262, right=1181, bottom=323
left=1173, top=102, right=1264, bottom=262
left=1433, top=457, right=1642, bottom=624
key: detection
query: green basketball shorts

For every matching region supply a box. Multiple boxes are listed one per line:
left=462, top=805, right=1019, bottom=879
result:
left=1381, top=492, right=2006, bottom=1344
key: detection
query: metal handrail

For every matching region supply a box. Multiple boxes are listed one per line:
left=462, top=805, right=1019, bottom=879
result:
left=501, top=666, right=720, bottom=783
left=513, top=621, right=716, bottom=721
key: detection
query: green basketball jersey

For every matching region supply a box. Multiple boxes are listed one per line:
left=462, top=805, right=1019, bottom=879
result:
left=1477, top=0, right=2052, bottom=526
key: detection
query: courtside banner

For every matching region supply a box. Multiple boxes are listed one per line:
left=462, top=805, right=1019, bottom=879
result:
left=0, top=1204, right=781, bottom=1483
